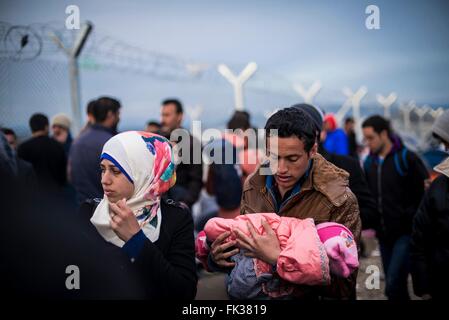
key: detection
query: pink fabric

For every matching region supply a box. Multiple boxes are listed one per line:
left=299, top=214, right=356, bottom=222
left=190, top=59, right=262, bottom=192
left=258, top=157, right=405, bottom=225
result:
left=195, top=230, right=210, bottom=270
left=316, top=222, right=359, bottom=278
left=201, top=213, right=331, bottom=286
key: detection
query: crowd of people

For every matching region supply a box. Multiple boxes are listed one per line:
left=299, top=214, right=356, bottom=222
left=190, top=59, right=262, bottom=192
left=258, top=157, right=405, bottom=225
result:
left=1, top=97, right=449, bottom=300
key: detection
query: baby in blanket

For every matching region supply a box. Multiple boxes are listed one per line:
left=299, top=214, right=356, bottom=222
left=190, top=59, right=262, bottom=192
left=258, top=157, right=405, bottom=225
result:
left=196, top=213, right=358, bottom=299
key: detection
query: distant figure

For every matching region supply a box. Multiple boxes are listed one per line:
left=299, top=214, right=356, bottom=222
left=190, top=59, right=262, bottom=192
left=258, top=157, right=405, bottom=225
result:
left=69, top=97, right=121, bottom=204
left=79, top=99, right=97, bottom=135
left=160, top=98, right=203, bottom=208
left=51, top=113, right=73, bottom=156
left=1, top=128, right=18, bottom=150
left=226, top=110, right=260, bottom=181
left=145, top=120, right=161, bottom=133
left=17, top=113, right=67, bottom=189
left=1, top=129, right=36, bottom=187
left=344, top=117, right=358, bottom=160
left=322, top=113, right=349, bottom=156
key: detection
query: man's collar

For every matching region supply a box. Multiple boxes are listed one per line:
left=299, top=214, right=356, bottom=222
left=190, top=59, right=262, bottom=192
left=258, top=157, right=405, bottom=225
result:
left=265, top=160, right=312, bottom=194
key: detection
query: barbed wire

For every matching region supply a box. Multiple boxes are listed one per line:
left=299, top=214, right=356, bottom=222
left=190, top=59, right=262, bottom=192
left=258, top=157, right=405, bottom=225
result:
left=0, top=20, right=446, bottom=136
left=0, top=21, right=300, bottom=96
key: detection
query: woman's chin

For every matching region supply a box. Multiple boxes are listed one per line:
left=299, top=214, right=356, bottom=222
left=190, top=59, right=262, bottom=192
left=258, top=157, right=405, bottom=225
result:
left=106, top=195, right=119, bottom=203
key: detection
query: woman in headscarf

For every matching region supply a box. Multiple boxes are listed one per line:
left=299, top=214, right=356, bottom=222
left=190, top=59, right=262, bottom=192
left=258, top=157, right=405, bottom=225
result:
left=80, top=131, right=197, bottom=299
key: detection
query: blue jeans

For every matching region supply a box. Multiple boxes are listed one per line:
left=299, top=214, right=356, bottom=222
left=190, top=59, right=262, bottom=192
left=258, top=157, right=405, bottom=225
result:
left=379, top=235, right=411, bottom=300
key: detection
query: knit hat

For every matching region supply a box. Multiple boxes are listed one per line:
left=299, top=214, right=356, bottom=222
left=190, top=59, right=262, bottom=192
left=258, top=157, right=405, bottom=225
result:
left=291, top=103, right=324, bottom=132
left=316, top=222, right=359, bottom=278
left=52, top=113, right=71, bottom=130
left=432, top=109, right=449, bottom=145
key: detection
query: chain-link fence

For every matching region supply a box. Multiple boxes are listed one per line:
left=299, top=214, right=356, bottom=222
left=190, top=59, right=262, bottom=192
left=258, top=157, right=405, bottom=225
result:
left=0, top=21, right=447, bottom=147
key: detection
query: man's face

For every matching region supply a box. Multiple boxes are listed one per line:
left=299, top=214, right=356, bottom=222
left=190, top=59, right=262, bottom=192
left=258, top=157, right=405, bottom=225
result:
left=161, top=104, right=182, bottom=133
left=87, top=113, right=95, bottom=124
left=112, top=110, right=120, bottom=127
left=345, top=121, right=354, bottom=132
left=52, top=125, right=68, bottom=143
left=5, top=134, right=17, bottom=150
left=267, top=136, right=316, bottom=192
left=363, top=127, right=386, bottom=154
left=105, top=110, right=120, bottom=131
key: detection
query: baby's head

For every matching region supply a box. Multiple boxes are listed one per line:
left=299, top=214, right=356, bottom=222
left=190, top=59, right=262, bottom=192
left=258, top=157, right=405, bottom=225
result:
left=316, top=222, right=359, bottom=278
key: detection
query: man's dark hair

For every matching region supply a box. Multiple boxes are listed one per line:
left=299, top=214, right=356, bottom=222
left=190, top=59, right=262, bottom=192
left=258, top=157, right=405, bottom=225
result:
left=29, top=113, right=49, bottom=133
left=265, top=107, right=317, bottom=152
left=162, top=99, right=183, bottom=114
left=93, top=97, right=121, bottom=123
left=240, top=110, right=250, bottom=121
left=227, top=111, right=250, bottom=130
left=362, top=115, right=391, bottom=136
left=146, top=120, right=161, bottom=128
left=345, top=117, right=355, bottom=124
left=1, top=128, right=16, bottom=138
left=86, top=99, right=97, bottom=115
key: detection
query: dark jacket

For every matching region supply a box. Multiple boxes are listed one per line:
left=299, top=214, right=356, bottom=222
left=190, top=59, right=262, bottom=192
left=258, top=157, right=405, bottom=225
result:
left=411, top=160, right=449, bottom=299
left=346, top=131, right=358, bottom=160
left=364, top=142, right=429, bottom=244
left=69, top=124, right=115, bottom=204
left=320, top=147, right=379, bottom=230
left=79, top=198, right=198, bottom=300
left=1, top=182, right=145, bottom=299
left=17, top=135, right=67, bottom=188
left=169, top=132, right=203, bottom=208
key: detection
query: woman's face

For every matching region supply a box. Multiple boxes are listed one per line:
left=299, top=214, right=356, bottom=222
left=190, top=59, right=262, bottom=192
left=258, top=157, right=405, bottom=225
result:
left=100, top=159, right=134, bottom=203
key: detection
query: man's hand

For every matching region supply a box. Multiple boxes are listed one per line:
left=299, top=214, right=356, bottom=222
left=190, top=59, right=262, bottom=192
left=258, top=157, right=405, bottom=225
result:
left=109, top=198, right=141, bottom=242
left=234, top=218, right=281, bottom=265
left=210, top=231, right=239, bottom=268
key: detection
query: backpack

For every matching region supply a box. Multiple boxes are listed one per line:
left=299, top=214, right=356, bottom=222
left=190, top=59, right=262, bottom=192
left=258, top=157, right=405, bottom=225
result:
left=364, top=148, right=409, bottom=177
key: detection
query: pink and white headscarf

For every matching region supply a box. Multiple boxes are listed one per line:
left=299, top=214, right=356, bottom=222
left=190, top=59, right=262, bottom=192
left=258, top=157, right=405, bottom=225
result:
left=90, top=131, right=176, bottom=247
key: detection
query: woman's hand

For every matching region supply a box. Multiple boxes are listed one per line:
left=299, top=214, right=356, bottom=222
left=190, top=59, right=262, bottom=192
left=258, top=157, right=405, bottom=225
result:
left=233, top=218, right=281, bottom=265
left=109, top=198, right=141, bottom=242
left=210, top=231, right=240, bottom=268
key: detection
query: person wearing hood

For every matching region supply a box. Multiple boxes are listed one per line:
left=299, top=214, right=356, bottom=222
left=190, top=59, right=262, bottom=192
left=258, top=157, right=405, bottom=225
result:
left=411, top=109, right=449, bottom=300
left=79, top=131, right=197, bottom=299
left=322, top=113, right=349, bottom=156
left=362, top=115, right=429, bottom=300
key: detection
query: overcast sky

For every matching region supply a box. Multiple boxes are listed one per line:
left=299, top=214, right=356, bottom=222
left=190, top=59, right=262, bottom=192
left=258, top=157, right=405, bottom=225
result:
left=1, top=0, right=448, bottom=132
